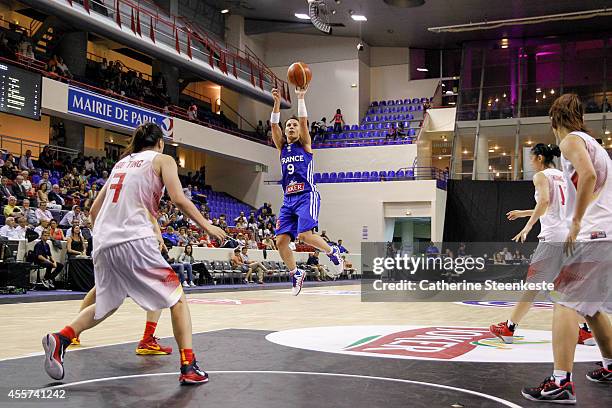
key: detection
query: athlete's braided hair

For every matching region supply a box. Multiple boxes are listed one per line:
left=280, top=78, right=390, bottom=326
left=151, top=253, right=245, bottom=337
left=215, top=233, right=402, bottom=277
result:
left=531, top=143, right=561, bottom=166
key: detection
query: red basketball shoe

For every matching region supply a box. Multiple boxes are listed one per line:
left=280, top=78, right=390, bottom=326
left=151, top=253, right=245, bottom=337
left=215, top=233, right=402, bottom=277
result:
left=135, top=336, right=173, bottom=355
left=489, top=321, right=515, bottom=344
left=578, top=326, right=596, bottom=346
left=179, top=359, right=209, bottom=385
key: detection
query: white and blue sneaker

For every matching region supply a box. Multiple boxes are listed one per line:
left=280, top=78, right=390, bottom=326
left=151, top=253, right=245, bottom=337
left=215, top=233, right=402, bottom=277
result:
left=291, top=269, right=306, bottom=296
left=327, top=246, right=345, bottom=275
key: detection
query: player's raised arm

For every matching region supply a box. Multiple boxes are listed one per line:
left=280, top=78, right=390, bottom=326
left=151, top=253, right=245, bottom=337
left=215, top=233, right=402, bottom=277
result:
left=270, top=88, right=284, bottom=151
left=296, top=87, right=312, bottom=151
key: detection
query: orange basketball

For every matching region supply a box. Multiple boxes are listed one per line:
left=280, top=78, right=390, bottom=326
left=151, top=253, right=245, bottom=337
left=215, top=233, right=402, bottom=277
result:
left=287, top=61, right=312, bottom=89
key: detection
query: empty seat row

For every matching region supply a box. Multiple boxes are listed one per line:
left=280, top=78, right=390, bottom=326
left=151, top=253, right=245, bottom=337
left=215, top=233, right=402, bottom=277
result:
left=324, top=129, right=417, bottom=140
left=363, top=113, right=416, bottom=122
left=312, top=138, right=415, bottom=149
left=314, top=170, right=416, bottom=183
left=367, top=105, right=424, bottom=115
left=371, top=97, right=431, bottom=107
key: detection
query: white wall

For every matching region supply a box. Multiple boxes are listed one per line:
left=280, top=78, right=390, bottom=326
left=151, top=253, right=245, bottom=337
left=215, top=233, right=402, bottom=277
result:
left=314, top=144, right=417, bottom=173
left=256, top=33, right=360, bottom=66
left=359, top=60, right=371, bottom=120
left=269, top=60, right=360, bottom=126
left=260, top=180, right=445, bottom=252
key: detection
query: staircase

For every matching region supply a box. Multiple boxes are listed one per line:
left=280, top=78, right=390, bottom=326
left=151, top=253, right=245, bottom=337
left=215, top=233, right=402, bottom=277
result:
left=31, top=16, right=65, bottom=59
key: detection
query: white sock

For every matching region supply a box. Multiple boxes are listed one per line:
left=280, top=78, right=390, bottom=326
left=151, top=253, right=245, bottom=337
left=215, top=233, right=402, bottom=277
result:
left=507, top=320, right=516, bottom=331
left=552, top=370, right=571, bottom=385
left=602, top=357, right=612, bottom=370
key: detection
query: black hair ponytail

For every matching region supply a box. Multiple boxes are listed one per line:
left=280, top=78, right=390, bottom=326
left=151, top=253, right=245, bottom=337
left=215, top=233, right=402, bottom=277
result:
left=531, top=143, right=561, bottom=166
left=121, top=122, right=163, bottom=159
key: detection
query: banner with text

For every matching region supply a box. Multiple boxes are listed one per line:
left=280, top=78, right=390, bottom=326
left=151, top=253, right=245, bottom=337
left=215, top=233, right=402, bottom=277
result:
left=67, top=87, right=173, bottom=139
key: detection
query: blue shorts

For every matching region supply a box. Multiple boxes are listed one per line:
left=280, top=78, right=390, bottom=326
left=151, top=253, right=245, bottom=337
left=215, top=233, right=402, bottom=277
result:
left=275, top=191, right=320, bottom=239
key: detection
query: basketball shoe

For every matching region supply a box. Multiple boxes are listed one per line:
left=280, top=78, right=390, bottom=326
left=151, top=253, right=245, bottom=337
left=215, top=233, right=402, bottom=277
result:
left=327, top=246, right=344, bottom=275
left=586, top=363, right=612, bottom=383
left=291, top=269, right=306, bottom=296
left=521, top=377, right=576, bottom=404
left=489, top=321, right=515, bottom=344
left=70, top=337, right=80, bottom=346
left=42, top=332, right=71, bottom=380
left=578, top=326, right=596, bottom=346
left=136, top=336, right=173, bottom=355
left=179, top=359, right=209, bottom=385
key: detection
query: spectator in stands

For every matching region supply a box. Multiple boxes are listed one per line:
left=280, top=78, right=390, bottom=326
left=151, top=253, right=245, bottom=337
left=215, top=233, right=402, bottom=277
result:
left=177, top=245, right=197, bottom=287
left=256, top=120, right=264, bottom=138
left=197, top=233, right=213, bottom=248
left=265, top=120, right=272, bottom=139
left=0, top=32, right=16, bottom=59
left=66, top=225, right=87, bottom=258
left=11, top=174, right=28, bottom=202
left=501, top=247, right=513, bottom=263
left=38, top=146, right=54, bottom=170
left=95, top=170, right=109, bottom=186
left=230, top=248, right=250, bottom=283
left=332, top=109, right=345, bottom=133
left=39, top=171, right=52, bottom=191
left=14, top=216, right=30, bottom=240
left=0, top=217, right=19, bottom=239
left=49, top=219, right=65, bottom=241
left=34, top=229, right=64, bottom=289
left=423, top=100, right=431, bottom=112
left=1, top=159, right=16, bottom=181
left=342, top=255, right=355, bottom=278
left=48, top=184, right=66, bottom=209
left=218, top=216, right=228, bottom=230
left=247, top=238, right=258, bottom=249
left=388, top=124, right=398, bottom=140
left=320, top=230, right=331, bottom=243
left=21, top=199, right=37, bottom=226
left=35, top=201, right=53, bottom=224
left=262, top=234, right=276, bottom=250
left=56, top=56, right=73, bottom=79
left=37, top=182, right=50, bottom=204
left=0, top=177, right=11, bottom=203
left=306, top=250, right=329, bottom=281
left=235, top=216, right=248, bottom=229
left=162, top=226, right=179, bottom=247
left=235, top=233, right=246, bottom=247
left=20, top=170, right=32, bottom=192
left=18, top=150, right=35, bottom=170
left=3, top=196, right=21, bottom=217
left=426, top=242, right=440, bottom=256
left=187, top=103, right=198, bottom=121
left=34, top=218, right=49, bottom=238
left=84, top=156, right=95, bottom=174
left=241, top=246, right=266, bottom=284
left=337, top=239, right=349, bottom=253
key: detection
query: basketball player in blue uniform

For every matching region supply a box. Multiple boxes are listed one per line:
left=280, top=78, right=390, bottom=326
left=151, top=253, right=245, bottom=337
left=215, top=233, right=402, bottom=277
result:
left=270, top=87, right=343, bottom=295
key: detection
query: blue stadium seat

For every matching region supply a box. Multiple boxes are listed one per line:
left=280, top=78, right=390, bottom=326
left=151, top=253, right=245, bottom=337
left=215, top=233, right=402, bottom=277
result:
left=353, top=171, right=361, bottom=181
left=409, top=105, right=415, bottom=111
left=370, top=171, right=379, bottom=181
left=403, top=98, right=410, bottom=105
left=412, top=98, right=419, bottom=104
left=395, top=99, right=401, bottom=105
left=417, top=105, right=423, bottom=111
left=345, top=171, right=353, bottom=181
left=380, top=101, right=386, bottom=106
left=387, top=100, right=394, bottom=106
left=372, top=101, right=378, bottom=107
left=329, top=172, right=337, bottom=182
left=397, top=170, right=405, bottom=179
left=337, top=172, right=345, bottom=182
left=321, top=173, right=329, bottom=182
left=327, top=126, right=334, bottom=132
left=365, top=116, right=372, bottom=122
left=382, top=108, right=389, bottom=113
left=343, top=125, right=350, bottom=131
left=351, top=124, right=358, bottom=130
left=379, top=171, right=387, bottom=179
left=360, top=124, right=367, bottom=130
left=421, top=97, right=428, bottom=103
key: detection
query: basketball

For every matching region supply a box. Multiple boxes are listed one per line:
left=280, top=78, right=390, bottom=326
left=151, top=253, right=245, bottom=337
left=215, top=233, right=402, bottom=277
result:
left=287, top=61, right=312, bottom=89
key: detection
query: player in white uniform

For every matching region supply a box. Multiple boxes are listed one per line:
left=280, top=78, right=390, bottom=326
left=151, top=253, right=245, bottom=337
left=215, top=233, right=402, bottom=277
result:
left=41, top=123, right=226, bottom=385
left=522, top=94, right=612, bottom=404
left=490, top=143, right=593, bottom=346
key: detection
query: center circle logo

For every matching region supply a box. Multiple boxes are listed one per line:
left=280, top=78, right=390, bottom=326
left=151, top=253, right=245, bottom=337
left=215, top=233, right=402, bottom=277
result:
left=266, top=326, right=600, bottom=363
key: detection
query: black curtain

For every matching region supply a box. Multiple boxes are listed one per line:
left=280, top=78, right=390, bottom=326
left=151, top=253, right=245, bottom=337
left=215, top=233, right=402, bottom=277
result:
left=443, top=180, right=538, bottom=242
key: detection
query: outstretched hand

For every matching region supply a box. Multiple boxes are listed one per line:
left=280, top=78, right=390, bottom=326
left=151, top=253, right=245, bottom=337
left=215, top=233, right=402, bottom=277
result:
left=271, top=88, right=281, bottom=105
left=295, top=86, right=308, bottom=99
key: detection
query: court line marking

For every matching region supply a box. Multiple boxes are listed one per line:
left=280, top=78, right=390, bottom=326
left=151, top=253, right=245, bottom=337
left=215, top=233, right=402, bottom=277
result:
left=0, top=327, right=232, bottom=363
left=43, top=370, right=523, bottom=408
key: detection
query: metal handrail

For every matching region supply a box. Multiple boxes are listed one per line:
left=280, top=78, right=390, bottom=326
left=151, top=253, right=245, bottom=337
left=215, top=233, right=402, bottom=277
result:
left=182, top=88, right=212, bottom=105
left=86, top=51, right=153, bottom=81
left=0, top=133, right=78, bottom=159
left=218, top=99, right=257, bottom=132
left=70, top=0, right=291, bottom=102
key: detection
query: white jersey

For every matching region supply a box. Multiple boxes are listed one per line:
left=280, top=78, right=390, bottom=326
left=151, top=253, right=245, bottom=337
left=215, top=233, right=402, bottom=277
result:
left=561, top=131, right=612, bottom=241
left=535, top=168, right=567, bottom=242
left=93, top=150, right=164, bottom=252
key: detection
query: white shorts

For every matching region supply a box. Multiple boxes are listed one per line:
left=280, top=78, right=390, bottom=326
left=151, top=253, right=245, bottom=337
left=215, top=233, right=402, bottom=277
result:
left=553, top=241, right=612, bottom=317
left=93, top=237, right=183, bottom=320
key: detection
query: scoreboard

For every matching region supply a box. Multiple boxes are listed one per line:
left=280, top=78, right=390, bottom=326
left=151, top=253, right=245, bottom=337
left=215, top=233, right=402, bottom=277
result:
left=0, top=62, right=42, bottom=120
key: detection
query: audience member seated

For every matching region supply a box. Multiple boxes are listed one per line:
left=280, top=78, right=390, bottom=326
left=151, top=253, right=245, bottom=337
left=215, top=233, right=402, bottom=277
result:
left=0, top=217, right=19, bottom=239
left=34, top=219, right=50, bottom=238
left=14, top=216, right=30, bottom=240
left=306, top=250, right=329, bottom=281
left=342, top=256, right=355, bottom=278
left=262, top=234, right=276, bottom=250
left=38, top=171, right=52, bottom=191
left=3, top=196, right=22, bottom=217
left=20, top=199, right=37, bottom=226
left=35, top=201, right=53, bottom=224
left=49, top=219, right=65, bottom=241
left=60, top=205, right=86, bottom=227
left=241, top=247, right=266, bottom=284
left=48, top=184, right=66, bottom=209
left=19, top=150, right=35, bottom=171
left=33, top=229, right=64, bottom=289
left=11, top=174, right=28, bottom=202
left=37, top=183, right=50, bottom=205
left=0, top=177, right=13, bottom=203
left=230, top=248, right=250, bottom=283
left=66, top=225, right=87, bottom=258
left=38, top=146, right=54, bottom=170
left=177, top=244, right=198, bottom=287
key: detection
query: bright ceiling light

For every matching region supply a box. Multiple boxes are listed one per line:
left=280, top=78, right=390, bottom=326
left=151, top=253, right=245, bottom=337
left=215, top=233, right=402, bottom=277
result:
left=605, top=130, right=610, bottom=135
left=417, top=67, right=428, bottom=72
left=351, top=15, right=367, bottom=21
left=463, top=149, right=468, bottom=154
left=295, top=13, right=311, bottom=20
left=221, top=9, right=230, bottom=14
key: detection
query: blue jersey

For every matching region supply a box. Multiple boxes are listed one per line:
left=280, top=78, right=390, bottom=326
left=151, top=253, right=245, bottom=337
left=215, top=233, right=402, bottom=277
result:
left=280, top=143, right=315, bottom=196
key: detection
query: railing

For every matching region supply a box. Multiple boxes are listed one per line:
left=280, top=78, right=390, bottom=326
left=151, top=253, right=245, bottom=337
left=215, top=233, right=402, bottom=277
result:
left=0, top=133, right=78, bottom=159
left=0, top=55, right=272, bottom=145
left=181, top=87, right=212, bottom=105
left=0, top=15, right=31, bottom=36
left=218, top=99, right=257, bottom=132
left=86, top=51, right=153, bottom=81
left=60, top=0, right=291, bottom=103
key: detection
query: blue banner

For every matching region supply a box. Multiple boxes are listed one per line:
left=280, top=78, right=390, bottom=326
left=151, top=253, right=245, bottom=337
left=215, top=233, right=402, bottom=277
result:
left=67, top=87, right=173, bottom=138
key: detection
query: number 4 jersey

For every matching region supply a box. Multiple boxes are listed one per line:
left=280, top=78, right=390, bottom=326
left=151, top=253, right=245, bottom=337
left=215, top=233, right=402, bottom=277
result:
left=93, top=150, right=164, bottom=253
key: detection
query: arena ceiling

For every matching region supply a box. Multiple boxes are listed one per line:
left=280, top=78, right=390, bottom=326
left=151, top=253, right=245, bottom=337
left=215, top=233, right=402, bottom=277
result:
left=200, top=0, right=612, bottom=48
